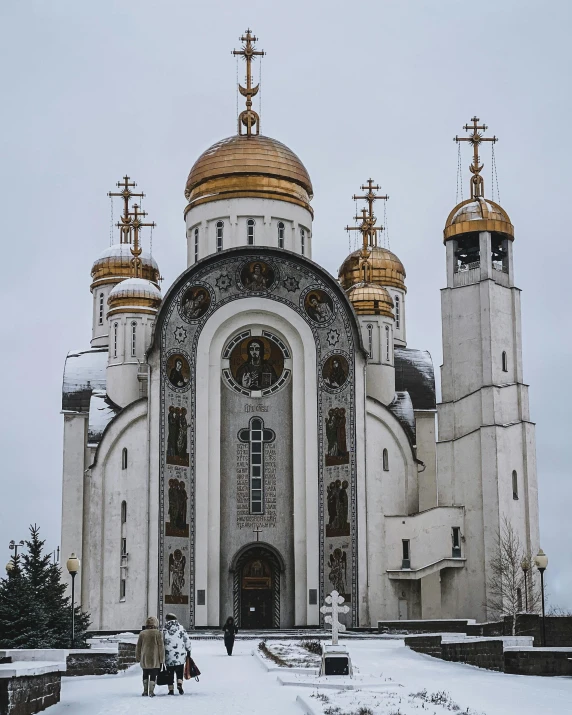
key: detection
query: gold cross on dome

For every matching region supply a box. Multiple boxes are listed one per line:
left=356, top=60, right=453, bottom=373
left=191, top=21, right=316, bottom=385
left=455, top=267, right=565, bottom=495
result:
left=455, top=116, right=498, bottom=199
left=232, top=29, right=265, bottom=136
left=108, top=176, right=145, bottom=244
left=124, top=203, right=156, bottom=278
left=345, top=179, right=389, bottom=251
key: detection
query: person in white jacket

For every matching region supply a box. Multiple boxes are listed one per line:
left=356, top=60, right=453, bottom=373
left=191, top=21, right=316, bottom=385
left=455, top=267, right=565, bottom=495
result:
left=162, top=613, right=192, bottom=695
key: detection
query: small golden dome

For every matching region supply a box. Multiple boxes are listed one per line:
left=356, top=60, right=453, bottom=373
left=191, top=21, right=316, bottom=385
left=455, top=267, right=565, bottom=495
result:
left=339, top=246, right=406, bottom=293
left=107, top=278, right=162, bottom=317
left=444, top=197, right=514, bottom=242
left=184, top=134, right=313, bottom=215
left=347, top=282, right=394, bottom=317
left=91, top=244, right=160, bottom=290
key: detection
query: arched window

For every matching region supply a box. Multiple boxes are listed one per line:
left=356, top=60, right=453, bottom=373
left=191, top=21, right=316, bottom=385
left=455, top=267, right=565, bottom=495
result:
left=366, top=324, right=373, bottom=359
left=121, top=500, right=127, bottom=524
left=512, top=470, right=518, bottom=500
left=130, top=321, right=137, bottom=357
left=98, top=292, right=104, bottom=325
left=395, top=295, right=400, bottom=329
left=113, top=322, right=118, bottom=358
left=278, top=221, right=285, bottom=248
left=194, top=227, right=199, bottom=263
left=247, top=218, right=255, bottom=245
left=300, top=227, right=305, bottom=255
left=502, top=351, right=508, bottom=372
left=385, top=325, right=390, bottom=362
left=121, top=447, right=128, bottom=470
left=383, top=448, right=389, bottom=471
left=216, top=221, right=224, bottom=252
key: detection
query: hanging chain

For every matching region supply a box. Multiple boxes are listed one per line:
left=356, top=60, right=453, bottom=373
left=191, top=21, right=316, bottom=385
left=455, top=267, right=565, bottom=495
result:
left=491, top=143, right=500, bottom=203
left=259, top=52, right=262, bottom=125
left=150, top=224, right=153, bottom=256
left=236, top=54, right=239, bottom=125
left=456, top=142, right=464, bottom=204
left=110, top=195, right=114, bottom=246
left=384, top=199, right=389, bottom=250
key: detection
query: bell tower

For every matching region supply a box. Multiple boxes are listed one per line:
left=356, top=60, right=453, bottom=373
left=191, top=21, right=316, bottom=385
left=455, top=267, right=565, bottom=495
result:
left=437, top=117, right=540, bottom=620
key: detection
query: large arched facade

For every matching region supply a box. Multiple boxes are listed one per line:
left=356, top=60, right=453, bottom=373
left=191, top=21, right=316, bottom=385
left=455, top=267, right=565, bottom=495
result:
left=148, top=246, right=366, bottom=628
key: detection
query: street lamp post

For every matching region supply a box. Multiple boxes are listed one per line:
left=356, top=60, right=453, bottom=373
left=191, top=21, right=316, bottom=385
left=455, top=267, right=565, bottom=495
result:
left=521, top=557, right=530, bottom=612
left=9, top=540, right=24, bottom=560
left=66, top=553, right=80, bottom=648
left=534, top=549, right=548, bottom=647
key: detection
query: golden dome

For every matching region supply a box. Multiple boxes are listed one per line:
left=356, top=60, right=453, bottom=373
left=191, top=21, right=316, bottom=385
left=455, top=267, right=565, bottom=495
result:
left=91, top=244, right=160, bottom=290
left=444, top=197, right=514, bottom=242
left=339, top=246, right=406, bottom=293
left=107, top=278, right=162, bottom=317
left=347, top=282, right=394, bottom=317
left=184, top=134, right=313, bottom=215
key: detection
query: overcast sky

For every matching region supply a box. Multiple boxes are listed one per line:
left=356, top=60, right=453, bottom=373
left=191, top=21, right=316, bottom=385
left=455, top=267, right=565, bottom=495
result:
left=1, top=1, right=570, bottom=609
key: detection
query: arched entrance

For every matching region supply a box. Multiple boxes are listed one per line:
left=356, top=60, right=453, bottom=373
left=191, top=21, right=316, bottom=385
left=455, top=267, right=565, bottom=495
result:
left=232, top=544, right=283, bottom=629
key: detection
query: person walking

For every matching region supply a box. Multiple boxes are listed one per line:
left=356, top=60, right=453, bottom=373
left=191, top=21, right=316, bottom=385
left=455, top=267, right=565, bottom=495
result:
left=163, top=613, right=192, bottom=695
left=136, top=616, right=165, bottom=697
left=222, top=616, right=238, bottom=655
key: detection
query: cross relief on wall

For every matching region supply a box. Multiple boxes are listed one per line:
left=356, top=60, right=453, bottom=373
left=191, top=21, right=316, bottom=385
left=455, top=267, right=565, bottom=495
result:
left=238, top=417, right=276, bottom=515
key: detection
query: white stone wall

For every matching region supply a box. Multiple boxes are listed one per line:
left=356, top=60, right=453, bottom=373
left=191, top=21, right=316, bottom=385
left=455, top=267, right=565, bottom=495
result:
left=185, top=198, right=313, bottom=264
left=359, top=315, right=396, bottom=406
left=387, top=288, right=406, bottom=347
left=106, top=313, right=155, bottom=407
left=91, top=284, right=116, bottom=348
left=416, top=411, right=437, bottom=512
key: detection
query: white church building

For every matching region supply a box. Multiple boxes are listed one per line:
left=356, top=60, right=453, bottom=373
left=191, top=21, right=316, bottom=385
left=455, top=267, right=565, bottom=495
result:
left=60, top=31, right=539, bottom=631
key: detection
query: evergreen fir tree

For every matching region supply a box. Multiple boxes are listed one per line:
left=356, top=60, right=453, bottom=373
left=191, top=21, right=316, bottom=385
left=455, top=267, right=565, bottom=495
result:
left=0, top=525, right=90, bottom=648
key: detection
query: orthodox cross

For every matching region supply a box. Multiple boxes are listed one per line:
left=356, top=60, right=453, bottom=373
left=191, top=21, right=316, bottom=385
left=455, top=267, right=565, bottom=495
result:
left=346, top=179, right=389, bottom=252
left=238, top=417, right=275, bottom=515
left=320, top=590, right=350, bottom=646
left=253, top=527, right=263, bottom=542
left=232, top=29, right=265, bottom=136
left=125, top=203, right=155, bottom=278
left=455, top=116, right=498, bottom=199
left=108, top=176, right=145, bottom=244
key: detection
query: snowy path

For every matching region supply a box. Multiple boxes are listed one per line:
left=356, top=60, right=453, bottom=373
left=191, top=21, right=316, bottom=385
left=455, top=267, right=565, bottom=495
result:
left=50, top=640, right=301, bottom=715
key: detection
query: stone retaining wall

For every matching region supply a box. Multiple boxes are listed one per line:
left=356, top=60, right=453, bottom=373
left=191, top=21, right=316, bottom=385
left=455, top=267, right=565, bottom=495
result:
left=117, top=642, right=137, bottom=670
left=504, top=649, right=572, bottom=676
left=441, top=639, right=504, bottom=672
left=65, top=652, right=118, bottom=677
left=378, top=619, right=469, bottom=634
left=0, top=672, right=61, bottom=715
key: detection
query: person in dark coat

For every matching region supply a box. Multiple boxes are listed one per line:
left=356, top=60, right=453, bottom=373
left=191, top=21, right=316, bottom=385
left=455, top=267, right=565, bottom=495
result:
left=222, top=616, right=238, bottom=655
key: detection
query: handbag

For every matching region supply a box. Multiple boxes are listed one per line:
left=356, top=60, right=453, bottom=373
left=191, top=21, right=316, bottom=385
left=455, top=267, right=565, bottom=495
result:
left=184, top=653, right=201, bottom=681
left=156, top=664, right=170, bottom=686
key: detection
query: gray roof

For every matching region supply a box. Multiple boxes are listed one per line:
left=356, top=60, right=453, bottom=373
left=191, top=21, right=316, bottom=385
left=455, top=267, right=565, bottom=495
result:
left=394, top=347, right=436, bottom=411
left=88, top=390, right=120, bottom=446
left=388, top=391, right=416, bottom=446
left=62, top=347, right=108, bottom=413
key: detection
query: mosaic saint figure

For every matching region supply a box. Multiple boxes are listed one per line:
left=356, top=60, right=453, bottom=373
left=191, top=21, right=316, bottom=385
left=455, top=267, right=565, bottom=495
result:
left=236, top=338, right=278, bottom=389
left=169, top=359, right=188, bottom=388
left=328, top=548, right=347, bottom=596
left=167, top=406, right=179, bottom=458
left=182, top=287, right=209, bottom=319
left=306, top=292, right=333, bottom=324
left=243, top=262, right=269, bottom=290
left=323, top=357, right=347, bottom=389
left=168, top=549, right=186, bottom=598
left=176, top=481, right=188, bottom=530
left=177, top=408, right=188, bottom=457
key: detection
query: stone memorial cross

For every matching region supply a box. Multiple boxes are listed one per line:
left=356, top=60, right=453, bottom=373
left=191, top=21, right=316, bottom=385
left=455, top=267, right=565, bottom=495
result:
left=320, top=590, right=349, bottom=646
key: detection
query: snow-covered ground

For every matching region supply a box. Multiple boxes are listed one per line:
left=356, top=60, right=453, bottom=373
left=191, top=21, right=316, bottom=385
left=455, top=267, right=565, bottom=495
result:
left=48, top=639, right=571, bottom=714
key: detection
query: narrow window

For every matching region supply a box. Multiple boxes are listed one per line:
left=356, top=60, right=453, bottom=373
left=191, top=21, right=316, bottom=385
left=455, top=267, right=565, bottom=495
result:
left=216, top=221, right=224, bottom=252
left=278, top=221, right=285, bottom=248
left=194, top=227, right=199, bottom=263
left=113, top=322, right=118, bottom=358
left=121, top=537, right=127, bottom=556
left=382, top=448, right=389, bottom=471
left=121, top=447, right=128, bottom=470
left=130, top=321, right=137, bottom=358
left=512, top=470, right=518, bottom=500
left=402, top=539, right=411, bottom=568
left=300, top=227, right=305, bottom=255
left=121, top=501, right=127, bottom=524
left=502, top=351, right=508, bottom=372
left=98, top=292, right=104, bottom=325
left=452, top=527, right=461, bottom=557
left=385, top=325, right=390, bottom=362
left=395, top=295, right=400, bottom=329
left=366, top=324, right=373, bottom=359
left=120, top=578, right=126, bottom=601
left=247, top=218, right=255, bottom=245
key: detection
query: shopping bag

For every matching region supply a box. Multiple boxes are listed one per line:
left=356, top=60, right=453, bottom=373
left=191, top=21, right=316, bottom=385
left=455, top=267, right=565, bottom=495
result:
left=156, top=664, right=170, bottom=686
left=185, top=653, right=201, bottom=681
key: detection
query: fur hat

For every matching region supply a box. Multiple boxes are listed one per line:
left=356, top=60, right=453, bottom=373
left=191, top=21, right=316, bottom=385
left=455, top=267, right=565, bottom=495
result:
left=145, top=616, right=159, bottom=628
left=165, top=613, right=177, bottom=621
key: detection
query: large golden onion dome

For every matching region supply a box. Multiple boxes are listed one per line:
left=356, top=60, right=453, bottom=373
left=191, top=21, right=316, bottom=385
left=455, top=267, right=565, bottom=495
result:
left=107, top=278, right=162, bottom=317
left=444, top=197, right=513, bottom=243
left=184, top=134, right=313, bottom=215
left=91, top=244, right=161, bottom=290
left=339, top=246, right=406, bottom=293
left=347, top=282, right=394, bottom=317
